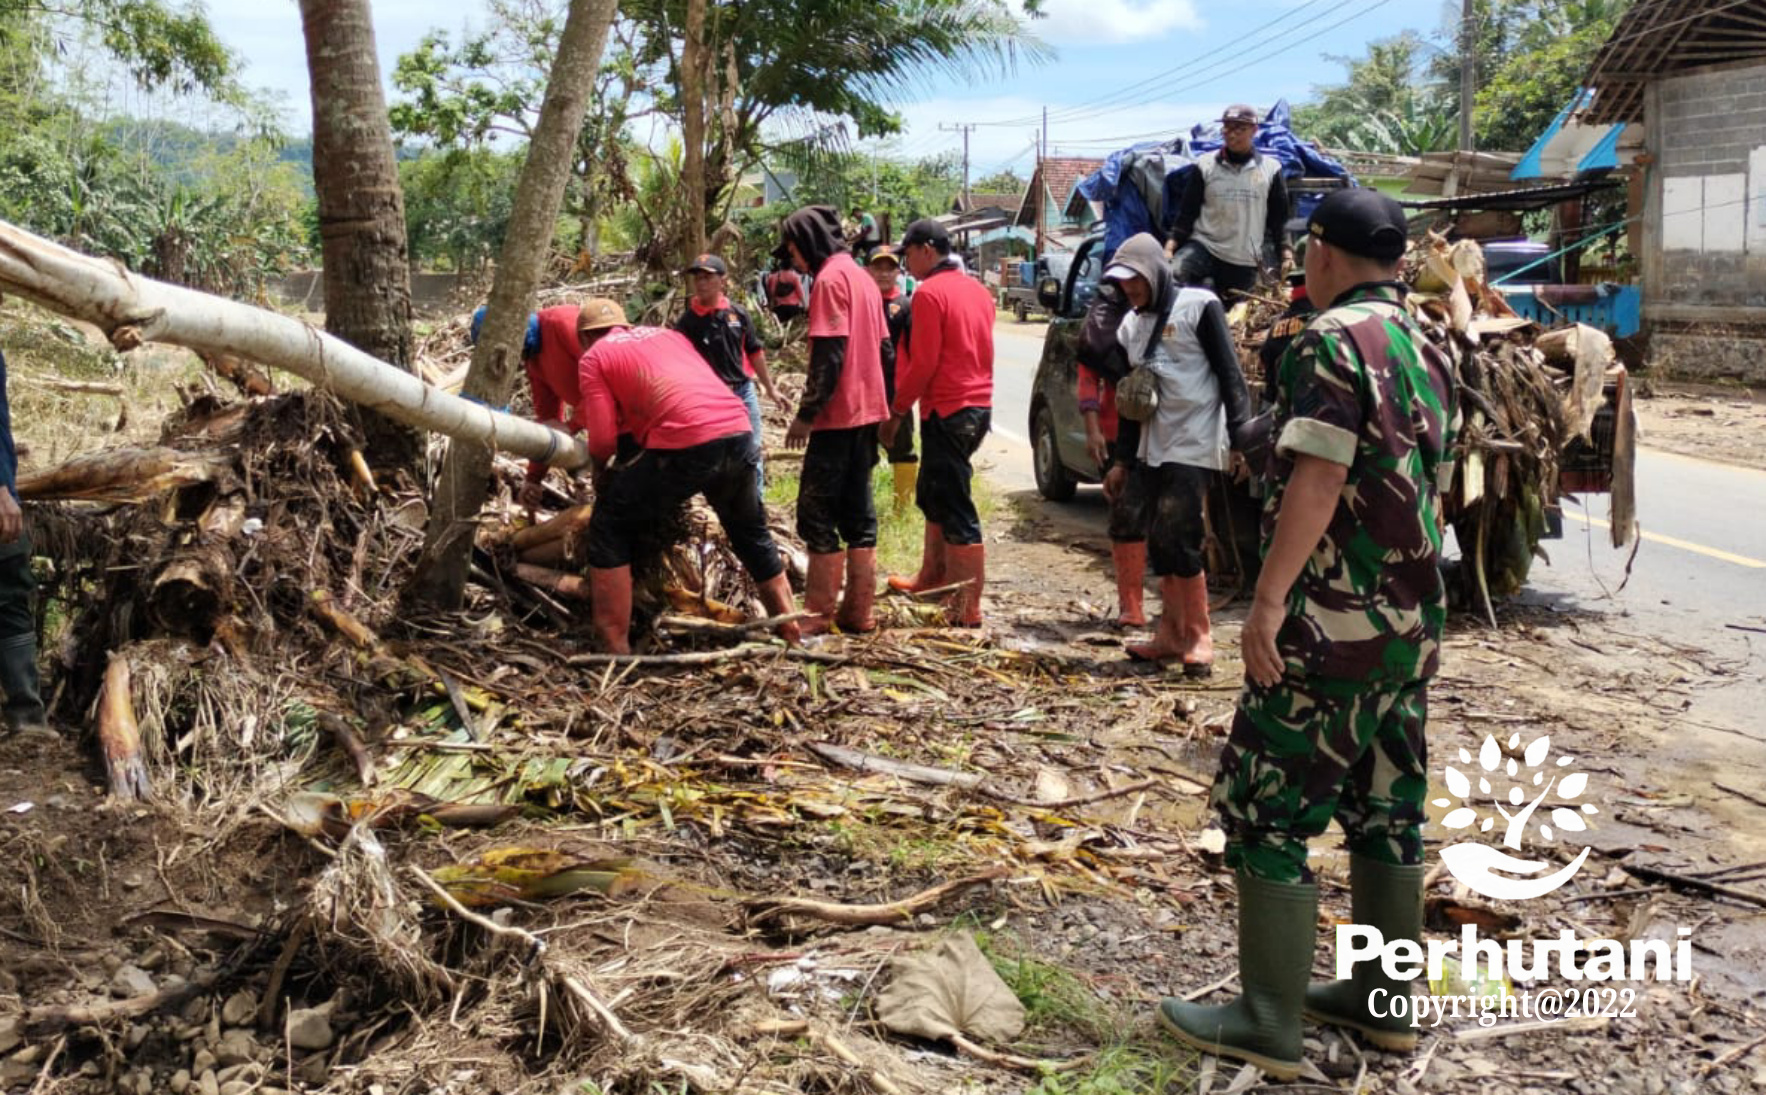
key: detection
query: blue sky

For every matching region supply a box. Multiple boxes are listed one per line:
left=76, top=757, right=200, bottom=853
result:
left=210, top=0, right=1457, bottom=171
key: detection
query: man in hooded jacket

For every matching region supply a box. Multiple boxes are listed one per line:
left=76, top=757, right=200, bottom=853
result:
left=779, top=206, right=893, bottom=634
left=1103, top=232, right=1254, bottom=676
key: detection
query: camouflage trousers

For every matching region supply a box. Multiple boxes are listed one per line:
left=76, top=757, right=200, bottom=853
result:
left=1212, top=673, right=1430, bottom=883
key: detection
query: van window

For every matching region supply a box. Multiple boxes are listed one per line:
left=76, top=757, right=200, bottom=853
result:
left=1070, top=243, right=1103, bottom=315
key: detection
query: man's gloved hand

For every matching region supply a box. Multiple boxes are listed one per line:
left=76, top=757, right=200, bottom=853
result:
left=1232, top=411, right=1275, bottom=478
left=1102, top=464, right=1126, bottom=503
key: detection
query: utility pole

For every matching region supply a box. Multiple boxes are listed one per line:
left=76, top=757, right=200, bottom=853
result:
left=941, top=122, right=976, bottom=209
left=1037, top=106, right=1048, bottom=259
left=1459, top=0, right=1476, bottom=152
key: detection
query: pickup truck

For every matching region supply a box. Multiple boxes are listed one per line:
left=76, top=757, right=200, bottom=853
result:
left=999, top=253, right=1072, bottom=323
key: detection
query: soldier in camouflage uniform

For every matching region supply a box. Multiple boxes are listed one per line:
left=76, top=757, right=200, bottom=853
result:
left=1158, top=188, right=1458, bottom=1080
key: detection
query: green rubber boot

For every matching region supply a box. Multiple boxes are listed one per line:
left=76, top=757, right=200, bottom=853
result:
left=1157, top=873, right=1317, bottom=1081
left=1304, top=855, right=1424, bottom=1051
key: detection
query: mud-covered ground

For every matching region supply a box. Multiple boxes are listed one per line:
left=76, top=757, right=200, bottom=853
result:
left=3, top=503, right=1764, bottom=1094
left=1631, top=381, right=1766, bottom=473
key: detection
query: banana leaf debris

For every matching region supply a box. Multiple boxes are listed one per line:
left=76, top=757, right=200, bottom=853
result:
left=10, top=364, right=1226, bottom=1093
left=1231, top=232, right=1638, bottom=617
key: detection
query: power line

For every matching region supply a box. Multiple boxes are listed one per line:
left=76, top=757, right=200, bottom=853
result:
left=974, top=0, right=1336, bottom=128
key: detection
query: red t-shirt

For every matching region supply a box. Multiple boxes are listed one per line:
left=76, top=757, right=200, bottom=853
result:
left=892, top=265, right=994, bottom=419
left=578, top=327, right=754, bottom=460
left=806, top=252, right=890, bottom=430
left=525, top=305, right=588, bottom=481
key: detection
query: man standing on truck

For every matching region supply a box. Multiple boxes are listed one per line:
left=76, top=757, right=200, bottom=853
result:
left=1155, top=189, right=1456, bottom=1080
left=1168, top=104, right=1292, bottom=302
left=884, top=218, right=995, bottom=627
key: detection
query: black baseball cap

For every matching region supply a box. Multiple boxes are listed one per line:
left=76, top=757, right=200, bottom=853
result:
left=1307, top=188, right=1410, bottom=261
left=898, top=218, right=950, bottom=250
left=1221, top=104, right=1259, bottom=126
left=681, top=253, right=727, bottom=276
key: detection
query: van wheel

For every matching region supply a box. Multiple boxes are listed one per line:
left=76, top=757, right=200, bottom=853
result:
left=1032, top=406, right=1077, bottom=502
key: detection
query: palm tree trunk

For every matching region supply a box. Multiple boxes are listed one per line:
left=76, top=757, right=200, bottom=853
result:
left=403, top=0, right=620, bottom=611
left=299, top=0, right=420, bottom=472
left=679, top=0, right=709, bottom=263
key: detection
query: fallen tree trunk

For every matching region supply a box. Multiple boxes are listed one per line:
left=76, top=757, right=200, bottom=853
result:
left=16, top=447, right=232, bottom=503
left=0, top=219, right=588, bottom=471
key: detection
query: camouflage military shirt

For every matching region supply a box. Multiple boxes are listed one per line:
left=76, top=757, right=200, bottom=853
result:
left=1264, top=281, right=1458, bottom=683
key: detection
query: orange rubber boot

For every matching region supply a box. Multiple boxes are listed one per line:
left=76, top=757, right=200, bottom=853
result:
left=589, top=565, right=634, bottom=654
left=1126, top=576, right=1185, bottom=662
left=1178, top=572, right=1214, bottom=678
left=755, top=572, right=802, bottom=646
left=1112, top=541, right=1149, bottom=627
left=888, top=523, right=946, bottom=594
left=799, top=551, right=846, bottom=636
left=837, top=548, right=879, bottom=633
left=942, top=543, right=986, bottom=627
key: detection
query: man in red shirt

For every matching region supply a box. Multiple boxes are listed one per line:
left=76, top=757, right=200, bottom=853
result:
left=575, top=299, right=799, bottom=652
left=470, top=302, right=586, bottom=514
left=882, top=218, right=995, bottom=626
left=779, top=206, right=892, bottom=634
left=869, top=246, right=918, bottom=512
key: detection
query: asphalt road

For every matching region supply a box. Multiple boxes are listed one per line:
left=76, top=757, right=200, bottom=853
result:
left=984, top=318, right=1766, bottom=736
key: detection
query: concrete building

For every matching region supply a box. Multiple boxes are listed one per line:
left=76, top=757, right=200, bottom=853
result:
left=1586, top=0, right=1766, bottom=382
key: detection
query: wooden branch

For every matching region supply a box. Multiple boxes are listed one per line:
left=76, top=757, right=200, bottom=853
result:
left=745, top=867, right=1010, bottom=926
left=949, top=1032, right=1090, bottom=1074
left=1454, top=1016, right=1608, bottom=1042
left=1621, top=862, right=1766, bottom=909
left=511, top=504, right=594, bottom=552
left=319, top=712, right=375, bottom=786
left=409, top=865, right=547, bottom=956
left=567, top=642, right=849, bottom=667
left=26, top=969, right=219, bottom=1033
left=308, top=590, right=379, bottom=651
left=980, top=778, right=1161, bottom=811
left=512, top=563, right=591, bottom=600
left=806, top=741, right=983, bottom=789
left=22, top=376, right=122, bottom=396
left=655, top=611, right=810, bottom=636
left=815, top=1029, right=907, bottom=1095
left=1699, top=1031, right=1766, bottom=1076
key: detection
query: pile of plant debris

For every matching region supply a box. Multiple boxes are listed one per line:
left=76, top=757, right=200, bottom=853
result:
left=1230, top=232, right=1638, bottom=616
left=5, top=371, right=1224, bottom=1094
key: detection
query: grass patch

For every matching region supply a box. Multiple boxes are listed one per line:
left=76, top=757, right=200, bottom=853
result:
left=965, top=926, right=1199, bottom=1094
left=764, top=446, right=999, bottom=576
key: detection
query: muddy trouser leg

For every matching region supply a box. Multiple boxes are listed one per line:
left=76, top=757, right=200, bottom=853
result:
left=1211, top=261, right=1260, bottom=304
left=797, top=430, right=849, bottom=556
left=1172, top=241, right=1216, bottom=287
left=1211, top=674, right=1428, bottom=883
left=917, top=408, right=990, bottom=546
left=585, top=440, right=723, bottom=570
left=831, top=425, right=880, bottom=549
left=1105, top=443, right=1151, bottom=544
left=702, top=434, right=784, bottom=582
left=0, top=535, right=45, bottom=729
left=1145, top=462, right=1209, bottom=578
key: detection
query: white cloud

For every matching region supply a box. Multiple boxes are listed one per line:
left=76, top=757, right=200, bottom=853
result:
left=1027, top=0, right=1203, bottom=45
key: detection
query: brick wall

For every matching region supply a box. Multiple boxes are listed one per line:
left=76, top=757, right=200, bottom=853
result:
left=1651, top=64, right=1766, bottom=311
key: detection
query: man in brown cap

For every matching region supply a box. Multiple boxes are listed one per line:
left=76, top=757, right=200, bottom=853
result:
left=1167, top=104, right=1292, bottom=302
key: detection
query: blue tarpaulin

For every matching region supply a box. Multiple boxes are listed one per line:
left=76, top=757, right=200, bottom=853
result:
left=1076, top=100, right=1353, bottom=260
